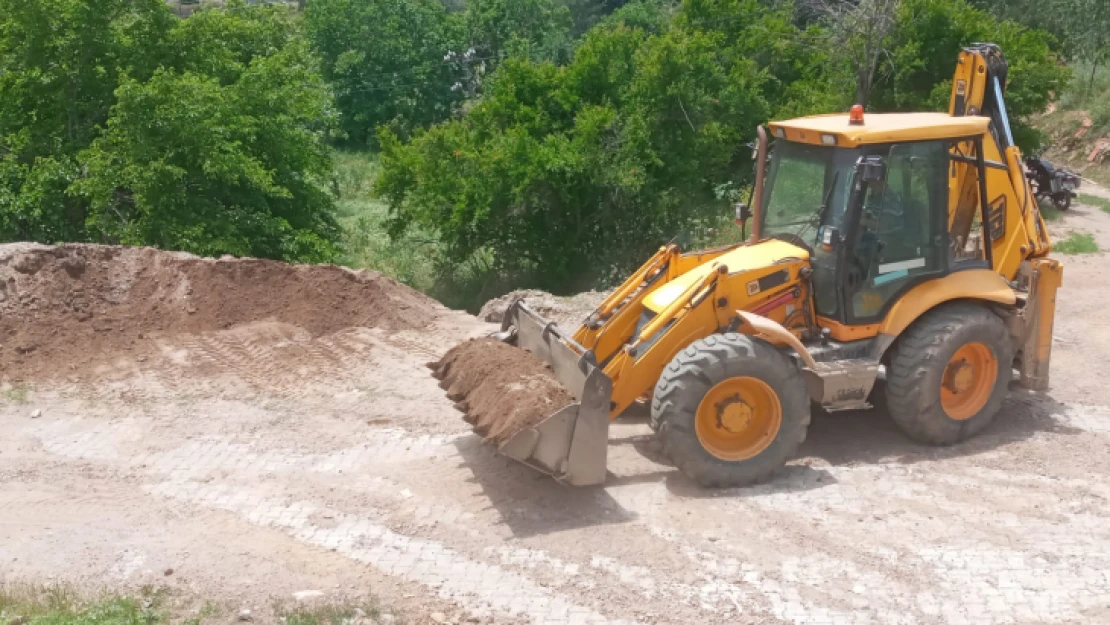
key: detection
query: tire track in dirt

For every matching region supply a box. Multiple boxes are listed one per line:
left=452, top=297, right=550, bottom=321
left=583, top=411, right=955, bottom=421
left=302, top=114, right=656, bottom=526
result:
left=146, top=478, right=641, bottom=625
left=23, top=414, right=783, bottom=623
left=159, top=324, right=377, bottom=400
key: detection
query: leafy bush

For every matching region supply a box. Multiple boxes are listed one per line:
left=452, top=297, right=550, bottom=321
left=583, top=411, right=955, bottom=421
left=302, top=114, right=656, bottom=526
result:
left=0, top=0, right=340, bottom=262
left=0, top=0, right=174, bottom=243
left=377, top=3, right=848, bottom=295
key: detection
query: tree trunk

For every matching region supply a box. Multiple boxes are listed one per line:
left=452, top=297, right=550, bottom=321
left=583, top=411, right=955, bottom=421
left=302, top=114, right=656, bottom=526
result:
left=1089, top=60, right=1099, bottom=97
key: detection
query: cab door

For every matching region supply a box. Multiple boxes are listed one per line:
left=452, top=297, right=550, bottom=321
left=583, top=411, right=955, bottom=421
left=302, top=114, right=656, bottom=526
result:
left=842, top=141, right=951, bottom=324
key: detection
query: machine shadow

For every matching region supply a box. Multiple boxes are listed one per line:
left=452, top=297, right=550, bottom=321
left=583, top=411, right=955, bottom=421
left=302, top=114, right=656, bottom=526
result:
left=619, top=379, right=1080, bottom=496
left=453, top=380, right=1080, bottom=521
left=797, top=380, right=1081, bottom=468
left=452, top=435, right=638, bottom=539
left=606, top=431, right=840, bottom=498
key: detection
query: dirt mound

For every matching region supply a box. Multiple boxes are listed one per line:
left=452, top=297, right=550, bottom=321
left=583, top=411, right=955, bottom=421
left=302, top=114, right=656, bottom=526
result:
left=0, top=243, right=442, bottom=381
left=430, top=338, right=574, bottom=445
left=479, top=289, right=608, bottom=330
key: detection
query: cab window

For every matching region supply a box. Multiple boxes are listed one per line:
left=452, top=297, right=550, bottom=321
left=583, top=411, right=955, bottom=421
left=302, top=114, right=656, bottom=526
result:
left=847, top=141, right=949, bottom=321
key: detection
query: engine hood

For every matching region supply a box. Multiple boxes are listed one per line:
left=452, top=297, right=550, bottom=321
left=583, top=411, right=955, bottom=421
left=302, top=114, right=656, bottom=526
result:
left=642, top=239, right=810, bottom=313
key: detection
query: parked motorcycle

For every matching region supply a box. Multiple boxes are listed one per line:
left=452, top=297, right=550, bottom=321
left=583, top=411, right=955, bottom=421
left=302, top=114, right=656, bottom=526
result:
left=1025, top=155, right=1080, bottom=211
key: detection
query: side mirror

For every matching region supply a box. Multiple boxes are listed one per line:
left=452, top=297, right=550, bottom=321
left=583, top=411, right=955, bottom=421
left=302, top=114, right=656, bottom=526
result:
left=820, top=225, right=840, bottom=252
left=734, top=202, right=752, bottom=226
left=860, top=157, right=887, bottom=183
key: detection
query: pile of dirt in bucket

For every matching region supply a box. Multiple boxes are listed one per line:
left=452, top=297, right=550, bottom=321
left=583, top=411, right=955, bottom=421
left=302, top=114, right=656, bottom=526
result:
left=0, top=243, right=442, bottom=381
left=431, top=338, right=575, bottom=445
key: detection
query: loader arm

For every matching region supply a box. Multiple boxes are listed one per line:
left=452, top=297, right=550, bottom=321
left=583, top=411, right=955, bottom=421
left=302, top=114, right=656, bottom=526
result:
left=602, top=264, right=731, bottom=416
left=574, top=243, right=743, bottom=367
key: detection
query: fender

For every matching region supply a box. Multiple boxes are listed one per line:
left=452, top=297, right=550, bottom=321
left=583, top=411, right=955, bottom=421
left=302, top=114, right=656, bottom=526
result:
left=873, top=269, right=1017, bottom=358
left=736, top=311, right=878, bottom=409
left=736, top=310, right=817, bottom=369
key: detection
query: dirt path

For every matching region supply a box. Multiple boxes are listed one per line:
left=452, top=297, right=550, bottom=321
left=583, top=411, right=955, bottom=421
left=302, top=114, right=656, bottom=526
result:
left=3, top=195, right=1110, bottom=625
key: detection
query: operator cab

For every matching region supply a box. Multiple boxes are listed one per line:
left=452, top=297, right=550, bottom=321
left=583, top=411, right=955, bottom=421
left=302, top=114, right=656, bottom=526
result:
left=759, top=112, right=994, bottom=335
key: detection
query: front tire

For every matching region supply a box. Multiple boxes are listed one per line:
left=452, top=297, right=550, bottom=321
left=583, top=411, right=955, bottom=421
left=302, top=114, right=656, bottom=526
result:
left=885, top=303, right=1012, bottom=445
left=650, top=334, right=810, bottom=487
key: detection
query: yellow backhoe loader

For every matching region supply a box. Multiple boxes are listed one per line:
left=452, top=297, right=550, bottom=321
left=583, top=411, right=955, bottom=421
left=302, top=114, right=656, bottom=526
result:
left=440, top=43, right=1063, bottom=487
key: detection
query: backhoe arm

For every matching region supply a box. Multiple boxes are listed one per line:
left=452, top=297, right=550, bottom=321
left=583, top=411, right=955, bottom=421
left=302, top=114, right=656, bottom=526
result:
left=949, top=44, right=1052, bottom=266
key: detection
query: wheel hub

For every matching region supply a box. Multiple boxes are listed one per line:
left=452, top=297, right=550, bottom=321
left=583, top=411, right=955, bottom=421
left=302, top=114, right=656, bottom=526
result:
left=943, top=359, right=975, bottom=394
left=695, top=377, right=783, bottom=461
left=716, top=394, right=754, bottom=434
left=940, top=342, right=998, bottom=421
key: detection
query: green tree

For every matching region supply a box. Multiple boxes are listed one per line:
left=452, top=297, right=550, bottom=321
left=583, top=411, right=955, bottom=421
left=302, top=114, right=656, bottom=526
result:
left=304, top=0, right=465, bottom=146
left=378, top=18, right=769, bottom=294
left=678, top=0, right=847, bottom=117
left=0, top=0, right=341, bottom=262
left=561, top=0, right=638, bottom=37
left=0, top=0, right=174, bottom=242
left=974, top=0, right=1109, bottom=104
left=77, top=17, right=339, bottom=261
left=466, top=0, right=573, bottom=63
left=1061, top=0, right=1110, bottom=96
left=595, top=0, right=675, bottom=36
left=807, top=0, right=901, bottom=107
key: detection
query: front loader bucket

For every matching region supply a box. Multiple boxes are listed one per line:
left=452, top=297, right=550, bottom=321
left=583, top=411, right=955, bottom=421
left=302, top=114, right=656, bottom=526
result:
left=434, top=300, right=612, bottom=486
left=495, top=301, right=612, bottom=486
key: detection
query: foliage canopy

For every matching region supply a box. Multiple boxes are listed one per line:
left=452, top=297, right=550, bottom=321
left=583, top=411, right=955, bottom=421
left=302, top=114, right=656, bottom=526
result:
left=0, top=0, right=338, bottom=262
left=0, top=0, right=1075, bottom=302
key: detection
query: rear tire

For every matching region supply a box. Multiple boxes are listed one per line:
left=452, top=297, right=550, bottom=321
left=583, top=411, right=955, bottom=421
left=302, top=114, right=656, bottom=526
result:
left=1054, top=193, right=1072, bottom=211
left=650, top=334, right=810, bottom=487
left=885, top=303, right=1012, bottom=445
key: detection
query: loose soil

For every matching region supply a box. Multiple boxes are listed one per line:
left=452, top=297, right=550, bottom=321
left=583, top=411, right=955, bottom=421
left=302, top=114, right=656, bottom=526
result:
left=0, top=243, right=439, bottom=382
left=432, top=338, right=575, bottom=445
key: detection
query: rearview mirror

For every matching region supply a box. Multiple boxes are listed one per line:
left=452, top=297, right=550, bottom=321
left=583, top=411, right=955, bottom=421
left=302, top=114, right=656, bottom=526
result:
left=734, top=202, right=751, bottom=226
left=820, top=225, right=840, bottom=251
left=859, top=156, right=887, bottom=182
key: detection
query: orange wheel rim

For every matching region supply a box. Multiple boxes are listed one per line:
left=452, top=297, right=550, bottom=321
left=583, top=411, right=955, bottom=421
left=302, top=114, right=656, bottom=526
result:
left=940, top=342, right=997, bottom=421
left=695, top=377, right=782, bottom=461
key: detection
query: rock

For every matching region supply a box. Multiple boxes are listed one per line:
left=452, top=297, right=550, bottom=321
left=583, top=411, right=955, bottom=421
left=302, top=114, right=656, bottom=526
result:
left=58, top=255, right=86, bottom=278
left=430, top=613, right=447, bottom=624
left=379, top=614, right=396, bottom=624
left=238, top=609, right=252, bottom=621
left=163, top=568, right=173, bottom=576
left=293, top=590, right=324, bottom=601
left=11, top=253, right=47, bottom=275
left=30, top=409, right=41, bottom=419
left=354, top=608, right=366, bottom=618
